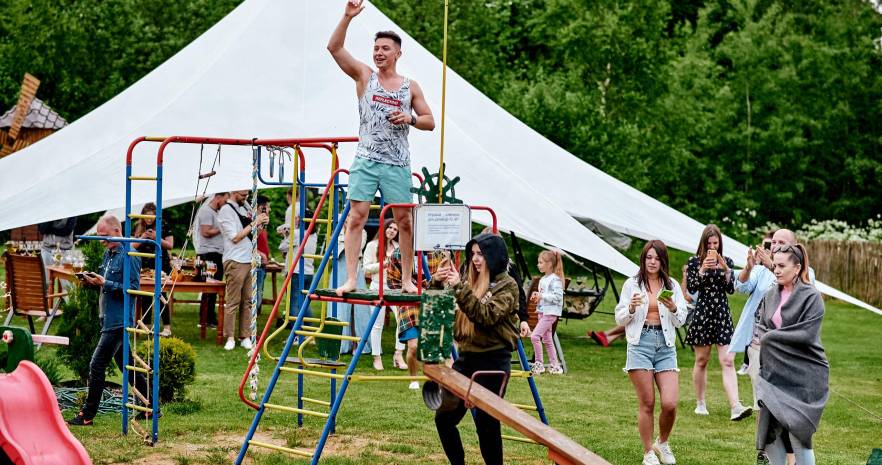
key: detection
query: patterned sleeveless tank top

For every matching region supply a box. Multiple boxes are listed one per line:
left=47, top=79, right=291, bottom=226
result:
left=354, top=72, right=412, bottom=166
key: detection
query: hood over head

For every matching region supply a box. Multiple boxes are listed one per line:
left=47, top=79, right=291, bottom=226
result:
left=465, top=233, right=509, bottom=277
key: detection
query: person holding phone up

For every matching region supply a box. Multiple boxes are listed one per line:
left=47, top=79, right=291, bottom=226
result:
left=685, top=224, right=752, bottom=421
left=615, top=240, right=688, bottom=465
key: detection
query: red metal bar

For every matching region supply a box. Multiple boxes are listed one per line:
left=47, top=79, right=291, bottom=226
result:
left=237, top=168, right=351, bottom=409
left=470, top=205, right=498, bottom=233
left=153, top=136, right=358, bottom=165
left=125, top=136, right=149, bottom=165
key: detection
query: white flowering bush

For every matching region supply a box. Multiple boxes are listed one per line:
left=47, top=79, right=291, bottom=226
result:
left=796, top=216, right=882, bottom=242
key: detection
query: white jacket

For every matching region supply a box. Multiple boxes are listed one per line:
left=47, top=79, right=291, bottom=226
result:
left=614, top=276, right=689, bottom=348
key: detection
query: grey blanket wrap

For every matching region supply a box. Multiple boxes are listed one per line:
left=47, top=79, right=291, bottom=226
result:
left=754, top=280, right=828, bottom=449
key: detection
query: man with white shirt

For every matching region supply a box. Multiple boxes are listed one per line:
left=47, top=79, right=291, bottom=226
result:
left=218, top=190, right=268, bottom=351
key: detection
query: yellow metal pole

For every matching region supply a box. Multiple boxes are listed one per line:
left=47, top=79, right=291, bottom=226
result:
left=437, top=0, right=449, bottom=204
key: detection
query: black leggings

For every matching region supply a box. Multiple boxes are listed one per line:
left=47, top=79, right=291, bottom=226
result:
left=434, top=350, right=511, bottom=465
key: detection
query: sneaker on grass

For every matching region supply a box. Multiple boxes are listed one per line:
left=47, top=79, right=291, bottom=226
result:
left=224, top=337, right=236, bottom=351
left=240, top=338, right=253, bottom=350
left=66, top=412, right=93, bottom=426
left=694, top=401, right=709, bottom=415
left=530, top=361, right=545, bottom=375
left=730, top=403, right=753, bottom=421
left=642, top=451, right=660, bottom=465
left=737, top=363, right=749, bottom=376
left=652, top=439, right=676, bottom=464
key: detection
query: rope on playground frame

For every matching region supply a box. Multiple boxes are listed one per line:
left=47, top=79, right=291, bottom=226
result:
left=247, top=143, right=262, bottom=400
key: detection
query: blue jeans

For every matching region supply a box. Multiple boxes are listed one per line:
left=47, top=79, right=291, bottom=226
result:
left=84, top=328, right=150, bottom=419
left=287, top=273, right=314, bottom=321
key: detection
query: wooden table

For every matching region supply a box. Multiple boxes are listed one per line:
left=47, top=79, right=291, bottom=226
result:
left=48, top=266, right=227, bottom=345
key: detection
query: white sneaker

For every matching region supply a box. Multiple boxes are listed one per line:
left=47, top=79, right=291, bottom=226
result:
left=694, top=401, right=708, bottom=415
left=408, top=381, right=419, bottom=390
left=643, top=451, right=661, bottom=465
left=737, top=363, right=749, bottom=376
left=547, top=364, right=564, bottom=375
left=730, top=403, right=753, bottom=421
left=224, top=338, right=236, bottom=351
left=530, top=361, right=545, bottom=375
left=240, top=338, right=253, bottom=350
left=652, top=439, right=676, bottom=464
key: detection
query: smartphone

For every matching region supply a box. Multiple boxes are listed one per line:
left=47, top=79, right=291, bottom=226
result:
left=763, top=241, right=771, bottom=251
left=75, top=271, right=96, bottom=281
left=657, top=289, right=674, bottom=300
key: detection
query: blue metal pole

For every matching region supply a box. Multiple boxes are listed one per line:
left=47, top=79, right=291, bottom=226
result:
left=151, top=164, right=163, bottom=443
left=121, top=164, right=132, bottom=436
left=235, top=202, right=351, bottom=465
left=516, top=339, right=548, bottom=425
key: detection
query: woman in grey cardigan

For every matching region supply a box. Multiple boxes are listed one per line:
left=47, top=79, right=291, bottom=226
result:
left=754, top=244, right=828, bottom=465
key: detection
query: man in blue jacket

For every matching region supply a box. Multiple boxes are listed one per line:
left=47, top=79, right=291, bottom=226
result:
left=68, top=215, right=150, bottom=426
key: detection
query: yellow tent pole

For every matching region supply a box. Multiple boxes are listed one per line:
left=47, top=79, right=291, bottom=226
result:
left=437, top=0, right=449, bottom=204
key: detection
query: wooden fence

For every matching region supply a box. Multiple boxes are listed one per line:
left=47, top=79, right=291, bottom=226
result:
left=805, top=240, right=882, bottom=308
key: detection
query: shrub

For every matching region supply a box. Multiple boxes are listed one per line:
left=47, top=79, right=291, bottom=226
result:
left=34, top=351, right=64, bottom=385
left=56, top=241, right=104, bottom=382
left=137, top=337, right=196, bottom=403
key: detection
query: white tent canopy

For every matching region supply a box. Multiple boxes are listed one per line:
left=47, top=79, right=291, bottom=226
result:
left=0, top=0, right=877, bottom=314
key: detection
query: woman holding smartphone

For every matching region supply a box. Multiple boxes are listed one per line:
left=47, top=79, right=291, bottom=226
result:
left=132, top=202, right=174, bottom=336
left=685, top=224, right=752, bottom=421
left=615, top=240, right=688, bottom=465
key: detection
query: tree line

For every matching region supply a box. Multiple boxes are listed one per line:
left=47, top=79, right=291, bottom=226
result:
left=2, top=0, right=880, bottom=239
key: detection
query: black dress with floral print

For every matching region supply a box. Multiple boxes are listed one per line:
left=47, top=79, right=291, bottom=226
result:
left=685, top=255, right=736, bottom=346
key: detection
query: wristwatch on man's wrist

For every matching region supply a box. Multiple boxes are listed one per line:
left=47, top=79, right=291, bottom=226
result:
left=409, top=114, right=417, bottom=126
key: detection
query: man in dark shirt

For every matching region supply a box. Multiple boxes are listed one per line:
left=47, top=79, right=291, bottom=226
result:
left=67, top=215, right=150, bottom=426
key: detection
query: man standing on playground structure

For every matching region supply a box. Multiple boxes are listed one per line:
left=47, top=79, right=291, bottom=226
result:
left=328, top=0, right=435, bottom=295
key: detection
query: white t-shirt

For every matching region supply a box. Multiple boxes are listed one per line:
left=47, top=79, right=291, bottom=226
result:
left=218, top=201, right=253, bottom=264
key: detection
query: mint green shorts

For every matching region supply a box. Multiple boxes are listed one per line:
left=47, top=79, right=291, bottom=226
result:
left=348, top=157, right=413, bottom=204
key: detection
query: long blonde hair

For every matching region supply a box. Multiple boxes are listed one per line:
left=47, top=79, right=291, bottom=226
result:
left=454, top=250, right=492, bottom=340
left=539, top=249, right=565, bottom=283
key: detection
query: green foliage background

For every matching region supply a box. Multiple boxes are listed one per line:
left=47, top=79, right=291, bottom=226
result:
left=1, top=0, right=881, bottom=238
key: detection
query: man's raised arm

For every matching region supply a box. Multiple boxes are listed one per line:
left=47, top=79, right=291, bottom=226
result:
left=327, top=0, right=371, bottom=82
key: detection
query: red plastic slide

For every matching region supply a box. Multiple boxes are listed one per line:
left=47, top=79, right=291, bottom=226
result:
left=0, top=361, right=91, bottom=465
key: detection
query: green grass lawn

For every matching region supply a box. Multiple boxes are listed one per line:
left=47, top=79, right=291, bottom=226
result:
left=22, top=286, right=875, bottom=465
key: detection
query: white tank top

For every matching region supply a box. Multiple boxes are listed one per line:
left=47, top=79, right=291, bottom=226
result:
left=354, top=72, right=412, bottom=166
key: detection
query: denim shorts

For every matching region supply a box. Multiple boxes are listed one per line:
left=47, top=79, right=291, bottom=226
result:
left=348, top=157, right=413, bottom=204
left=399, top=326, right=419, bottom=343
left=624, top=326, right=679, bottom=373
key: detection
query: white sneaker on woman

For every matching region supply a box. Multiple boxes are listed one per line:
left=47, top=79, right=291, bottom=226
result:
left=730, top=403, right=752, bottom=421
left=224, top=338, right=236, bottom=351
left=408, top=381, right=419, bottom=390
left=694, top=401, right=708, bottom=415
left=652, top=439, right=676, bottom=464
left=642, top=451, right=661, bottom=465
left=240, top=338, right=253, bottom=350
